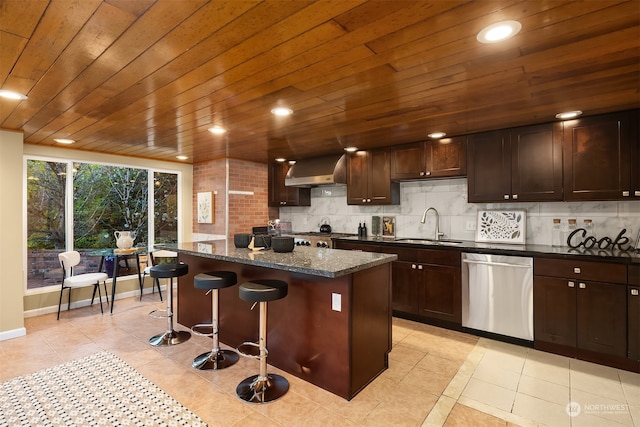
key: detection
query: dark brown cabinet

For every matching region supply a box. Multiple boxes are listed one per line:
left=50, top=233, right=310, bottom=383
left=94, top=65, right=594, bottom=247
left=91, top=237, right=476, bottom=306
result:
left=346, top=150, right=399, bottom=205
left=334, top=240, right=461, bottom=326
left=563, top=109, right=639, bottom=201
left=268, top=162, right=310, bottom=207
left=390, top=136, right=467, bottom=180
left=467, top=123, right=563, bottom=203
left=534, top=257, right=627, bottom=358
left=629, top=264, right=640, bottom=362
left=382, top=245, right=461, bottom=325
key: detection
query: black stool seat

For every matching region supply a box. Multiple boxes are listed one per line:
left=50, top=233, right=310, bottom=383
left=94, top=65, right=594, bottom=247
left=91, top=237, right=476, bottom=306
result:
left=191, top=270, right=239, bottom=370
left=239, top=279, right=288, bottom=303
left=148, top=261, right=190, bottom=347
left=194, top=271, right=237, bottom=290
left=150, top=262, right=188, bottom=279
left=236, top=278, right=289, bottom=403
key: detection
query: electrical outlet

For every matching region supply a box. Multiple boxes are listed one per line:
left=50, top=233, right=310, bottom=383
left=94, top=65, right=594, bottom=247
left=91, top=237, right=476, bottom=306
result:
left=466, top=220, right=476, bottom=231
left=332, top=293, right=342, bottom=312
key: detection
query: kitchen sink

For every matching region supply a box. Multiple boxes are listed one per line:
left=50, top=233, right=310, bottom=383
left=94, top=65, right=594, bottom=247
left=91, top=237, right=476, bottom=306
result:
left=393, top=238, right=463, bottom=246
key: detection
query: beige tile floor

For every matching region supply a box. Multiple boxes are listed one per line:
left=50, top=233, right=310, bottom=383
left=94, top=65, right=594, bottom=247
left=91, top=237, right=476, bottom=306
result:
left=1, top=292, right=638, bottom=426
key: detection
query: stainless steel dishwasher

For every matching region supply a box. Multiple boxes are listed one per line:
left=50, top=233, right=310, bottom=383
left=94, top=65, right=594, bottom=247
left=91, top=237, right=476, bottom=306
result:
left=461, top=253, right=533, bottom=341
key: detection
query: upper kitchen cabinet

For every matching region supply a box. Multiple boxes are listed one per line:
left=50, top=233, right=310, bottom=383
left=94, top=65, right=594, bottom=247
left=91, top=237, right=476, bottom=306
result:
left=563, top=110, right=640, bottom=201
left=268, top=162, right=310, bottom=207
left=346, top=150, right=399, bottom=205
left=390, top=136, right=467, bottom=180
left=467, top=123, right=563, bottom=203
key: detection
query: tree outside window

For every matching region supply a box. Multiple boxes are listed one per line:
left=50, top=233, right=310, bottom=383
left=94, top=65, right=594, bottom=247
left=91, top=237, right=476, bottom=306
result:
left=26, top=159, right=178, bottom=290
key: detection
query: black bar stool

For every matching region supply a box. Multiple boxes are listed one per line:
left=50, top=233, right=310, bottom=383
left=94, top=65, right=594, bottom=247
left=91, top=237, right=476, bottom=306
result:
left=148, top=262, right=191, bottom=346
left=236, top=279, right=289, bottom=404
left=191, top=271, right=239, bottom=370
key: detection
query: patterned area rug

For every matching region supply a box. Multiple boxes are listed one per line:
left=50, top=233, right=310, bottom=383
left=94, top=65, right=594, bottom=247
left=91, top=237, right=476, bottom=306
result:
left=0, top=351, right=207, bottom=427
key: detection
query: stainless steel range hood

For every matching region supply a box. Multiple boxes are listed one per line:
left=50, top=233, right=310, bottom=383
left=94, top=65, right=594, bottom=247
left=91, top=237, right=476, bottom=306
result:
left=285, top=154, right=347, bottom=187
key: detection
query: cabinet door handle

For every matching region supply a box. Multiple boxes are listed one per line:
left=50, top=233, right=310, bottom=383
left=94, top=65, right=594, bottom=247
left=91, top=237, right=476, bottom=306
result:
left=631, top=289, right=639, bottom=296
left=512, top=194, right=518, bottom=200
left=362, top=199, right=367, bottom=203
left=568, top=281, right=575, bottom=288
left=412, top=264, right=417, bottom=269
left=503, top=194, right=510, bottom=200
left=367, top=198, right=371, bottom=203
left=281, top=201, right=287, bottom=205
left=574, top=267, right=581, bottom=274
left=420, top=171, right=425, bottom=176
left=425, top=171, right=431, bottom=176
left=417, top=265, right=423, bottom=270
left=635, top=191, right=640, bottom=197
left=622, top=191, right=630, bottom=197
left=578, top=282, right=586, bottom=289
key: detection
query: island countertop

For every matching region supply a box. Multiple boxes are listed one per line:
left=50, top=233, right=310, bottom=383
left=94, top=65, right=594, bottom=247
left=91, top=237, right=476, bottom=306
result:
left=159, top=240, right=397, bottom=278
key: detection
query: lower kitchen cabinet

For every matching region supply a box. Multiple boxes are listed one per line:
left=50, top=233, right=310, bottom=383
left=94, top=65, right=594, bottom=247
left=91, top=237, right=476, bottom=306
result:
left=334, top=240, right=461, bottom=326
left=389, top=261, right=419, bottom=314
left=534, top=257, right=628, bottom=361
left=629, top=264, right=640, bottom=362
left=382, top=245, right=461, bottom=326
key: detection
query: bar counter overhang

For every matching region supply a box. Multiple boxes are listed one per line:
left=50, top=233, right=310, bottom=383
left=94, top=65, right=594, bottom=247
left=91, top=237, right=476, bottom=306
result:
left=162, top=240, right=397, bottom=400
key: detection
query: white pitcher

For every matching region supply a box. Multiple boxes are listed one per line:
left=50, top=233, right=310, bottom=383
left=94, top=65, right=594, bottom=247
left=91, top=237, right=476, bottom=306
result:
left=114, top=231, right=136, bottom=249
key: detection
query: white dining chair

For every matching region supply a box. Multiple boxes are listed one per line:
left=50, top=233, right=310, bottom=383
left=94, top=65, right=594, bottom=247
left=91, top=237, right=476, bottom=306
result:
left=57, top=251, right=109, bottom=319
left=140, top=250, right=177, bottom=301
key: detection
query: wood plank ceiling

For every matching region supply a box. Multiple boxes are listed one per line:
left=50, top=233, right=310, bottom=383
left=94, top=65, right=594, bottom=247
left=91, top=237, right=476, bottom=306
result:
left=1, top=0, right=639, bottom=164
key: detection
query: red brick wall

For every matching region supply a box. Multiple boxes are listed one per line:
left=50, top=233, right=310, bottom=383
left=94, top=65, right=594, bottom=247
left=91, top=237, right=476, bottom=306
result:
left=193, top=158, right=275, bottom=238
left=193, top=159, right=227, bottom=236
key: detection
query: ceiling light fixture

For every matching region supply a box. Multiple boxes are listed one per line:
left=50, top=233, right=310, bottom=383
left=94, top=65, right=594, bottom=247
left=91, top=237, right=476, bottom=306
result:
left=428, top=132, right=446, bottom=139
left=555, top=110, right=583, bottom=120
left=0, top=90, right=28, bottom=100
left=275, top=157, right=287, bottom=162
left=288, top=160, right=296, bottom=165
left=54, top=138, right=75, bottom=144
left=477, top=20, right=522, bottom=44
left=208, top=125, right=227, bottom=134
left=176, top=155, right=188, bottom=160
left=271, top=107, right=293, bottom=116
left=344, top=146, right=358, bottom=152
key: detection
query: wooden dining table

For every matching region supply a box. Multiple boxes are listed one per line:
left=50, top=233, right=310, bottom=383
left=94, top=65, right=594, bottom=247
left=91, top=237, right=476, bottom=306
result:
left=87, top=247, right=145, bottom=313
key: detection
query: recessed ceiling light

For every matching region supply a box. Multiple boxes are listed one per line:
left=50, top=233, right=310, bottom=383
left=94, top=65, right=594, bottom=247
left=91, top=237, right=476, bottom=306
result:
left=0, top=90, right=28, bottom=100
left=271, top=107, right=293, bottom=116
left=428, top=132, right=446, bottom=139
left=208, top=125, right=227, bottom=134
left=477, top=20, right=522, bottom=44
left=176, top=155, right=188, bottom=160
left=344, top=146, right=358, bottom=152
left=275, top=157, right=286, bottom=162
left=54, top=138, right=75, bottom=144
left=555, top=110, right=583, bottom=120
left=288, top=160, right=296, bottom=165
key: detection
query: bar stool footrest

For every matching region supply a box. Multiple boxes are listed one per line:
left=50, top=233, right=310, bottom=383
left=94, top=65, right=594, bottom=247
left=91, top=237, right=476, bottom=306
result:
left=148, top=308, right=171, bottom=319
left=190, top=323, right=214, bottom=337
left=236, top=341, right=266, bottom=359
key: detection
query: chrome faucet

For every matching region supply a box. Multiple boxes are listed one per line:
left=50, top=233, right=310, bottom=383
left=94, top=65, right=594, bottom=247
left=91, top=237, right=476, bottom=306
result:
left=420, top=207, right=444, bottom=241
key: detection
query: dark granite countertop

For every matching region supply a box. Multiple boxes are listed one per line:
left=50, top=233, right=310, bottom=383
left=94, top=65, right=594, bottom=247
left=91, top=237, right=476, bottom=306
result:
left=334, top=236, right=640, bottom=264
left=159, top=240, right=397, bottom=278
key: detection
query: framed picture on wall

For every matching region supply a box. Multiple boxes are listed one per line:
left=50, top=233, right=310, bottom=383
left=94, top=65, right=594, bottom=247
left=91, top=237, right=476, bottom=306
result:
left=382, top=216, right=395, bottom=238
left=197, top=192, right=213, bottom=224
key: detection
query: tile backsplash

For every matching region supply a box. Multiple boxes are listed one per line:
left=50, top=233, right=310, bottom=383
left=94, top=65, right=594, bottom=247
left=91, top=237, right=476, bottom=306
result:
left=279, top=178, right=640, bottom=246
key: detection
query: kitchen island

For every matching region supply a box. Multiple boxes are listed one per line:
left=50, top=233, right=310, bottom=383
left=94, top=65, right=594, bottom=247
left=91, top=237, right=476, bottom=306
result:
left=162, top=240, right=397, bottom=400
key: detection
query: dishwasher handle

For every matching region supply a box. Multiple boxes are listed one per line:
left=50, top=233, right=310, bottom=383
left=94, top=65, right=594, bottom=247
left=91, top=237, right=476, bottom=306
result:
left=462, top=259, right=532, bottom=268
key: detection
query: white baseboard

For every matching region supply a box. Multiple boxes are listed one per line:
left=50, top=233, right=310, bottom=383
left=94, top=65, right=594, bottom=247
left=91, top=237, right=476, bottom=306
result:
left=0, top=327, right=27, bottom=342
left=23, top=285, right=168, bottom=318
